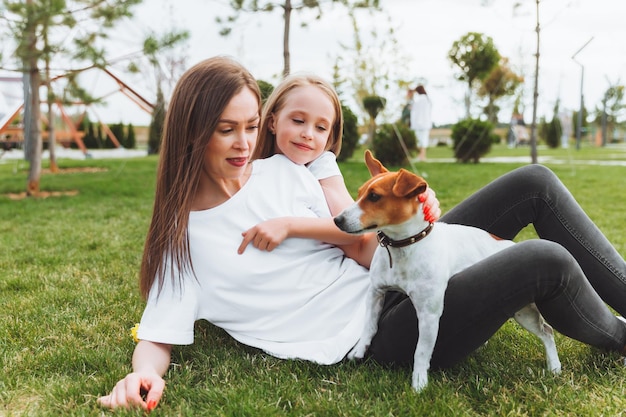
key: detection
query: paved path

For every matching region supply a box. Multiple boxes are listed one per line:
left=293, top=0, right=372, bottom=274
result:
left=424, top=156, right=626, bottom=167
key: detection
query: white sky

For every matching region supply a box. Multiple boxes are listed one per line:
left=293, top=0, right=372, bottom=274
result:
left=2, top=0, right=625, bottom=127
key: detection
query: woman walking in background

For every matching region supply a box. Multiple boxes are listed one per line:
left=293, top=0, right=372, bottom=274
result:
left=410, top=84, right=432, bottom=162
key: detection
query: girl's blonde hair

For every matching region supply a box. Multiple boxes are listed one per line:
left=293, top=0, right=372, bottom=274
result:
left=253, top=73, right=343, bottom=161
left=140, top=56, right=261, bottom=299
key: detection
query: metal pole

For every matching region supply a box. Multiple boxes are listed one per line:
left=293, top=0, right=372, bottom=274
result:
left=576, top=66, right=584, bottom=150
left=571, top=37, right=593, bottom=150
left=529, top=0, right=540, bottom=164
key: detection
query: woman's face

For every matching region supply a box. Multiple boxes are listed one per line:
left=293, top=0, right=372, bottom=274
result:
left=270, top=85, right=334, bottom=165
left=202, top=87, right=260, bottom=183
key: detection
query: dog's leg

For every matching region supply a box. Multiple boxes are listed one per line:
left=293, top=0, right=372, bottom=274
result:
left=348, top=286, right=386, bottom=360
left=513, top=303, right=561, bottom=374
left=408, top=290, right=445, bottom=392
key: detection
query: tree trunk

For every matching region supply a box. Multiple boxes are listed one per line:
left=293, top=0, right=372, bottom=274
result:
left=464, top=84, right=471, bottom=118
left=529, top=0, right=540, bottom=164
left=282, top=0, right=292, bottom=77
left=47, top=99, right=58, bottom=173
left=24, top=0, right=42, bottom=196
left=26, top=64, right=42, bottom=195
left=45, top=33, right=58, bottom=172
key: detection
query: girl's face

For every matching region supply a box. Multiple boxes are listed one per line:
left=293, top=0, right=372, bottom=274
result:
left=202, top=87, right=259, bottom=184
left=270, top=84, right=335, bottom=165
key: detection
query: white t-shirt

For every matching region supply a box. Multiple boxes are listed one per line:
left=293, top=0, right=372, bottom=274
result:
left=306, top=151, right=342, bottom=180
left=137, top=154, right=369, bottom=365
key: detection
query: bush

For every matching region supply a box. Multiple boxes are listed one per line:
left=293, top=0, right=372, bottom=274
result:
left=148, top=87, right=165, bottom=155
left=371, top=123, right=417, bottom=166
left=451, top=118, right=497, bottom=163
left=542, top=116, right=561, bottom=149
left=126, top=123, right=136, bottom=149
left=107, top=123, right=125, bottom=148
left=338, top=104, right=358, bottom=162
left=257, top=80, right=274, bottom=104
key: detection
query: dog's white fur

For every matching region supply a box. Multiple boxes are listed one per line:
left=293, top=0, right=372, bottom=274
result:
left=334, top=150, right=561, bottom=392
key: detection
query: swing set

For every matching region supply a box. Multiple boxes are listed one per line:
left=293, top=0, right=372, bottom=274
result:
left=0, top=66, right=154, bottom=154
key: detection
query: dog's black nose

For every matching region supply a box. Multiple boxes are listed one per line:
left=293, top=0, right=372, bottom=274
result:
left=333, top=216, right=343, bottom=228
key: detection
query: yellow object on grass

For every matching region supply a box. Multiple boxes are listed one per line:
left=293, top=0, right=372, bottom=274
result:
left=130, top=323, right=139, bottom=343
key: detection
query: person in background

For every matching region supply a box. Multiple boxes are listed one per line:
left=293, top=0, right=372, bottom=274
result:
left=410, top=84, right=432, bottom=161
left=401, top=88, right=414, bottom=127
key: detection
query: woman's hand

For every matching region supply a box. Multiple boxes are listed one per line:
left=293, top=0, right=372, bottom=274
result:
left=418, top=187, right=441, bottom=223
left=97, top=371, right=165, bottom=411
left=98, top=340, right=171, bottom=411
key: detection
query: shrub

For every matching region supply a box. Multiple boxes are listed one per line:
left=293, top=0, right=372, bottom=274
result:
left=338, top=104, right=358, bottom=162
left=372, top=123, right=417, bottom=166
left=126, top=123, right=136, bottom=149
left=107, top=123, right=125, bottom=148
left=148, top=87, right=165, bottom=155
left=451, top=118, right=497, bottom=163
left=542, top=116, right=561, bottom=149
left=257, top=80, right=274, bottom=104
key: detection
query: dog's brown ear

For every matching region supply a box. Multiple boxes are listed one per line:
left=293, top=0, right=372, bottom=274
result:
left=364, top=150, right=388, bottom=177
left=392, top=169, right=428, bottom=198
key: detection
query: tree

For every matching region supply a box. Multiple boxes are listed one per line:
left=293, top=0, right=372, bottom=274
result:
left=333, top=8, right=411, bottom=128
left=148, top=86, right=165, bottom=155
left=477, top=57, right=523, bottom=124
left=1, top=0, right=142, bottom=196
left=595, top=84, right=625, bottom=145
left=126, top=123, right=136, bottom=149
left=448, top=32, right=500, bottom=118
left=216, top=0, right=380, bottom=77
left=362, top=95, right=385, bottom=145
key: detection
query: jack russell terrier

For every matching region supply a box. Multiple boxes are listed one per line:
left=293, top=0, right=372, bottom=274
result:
left=334, top=150, right=561, bottom=392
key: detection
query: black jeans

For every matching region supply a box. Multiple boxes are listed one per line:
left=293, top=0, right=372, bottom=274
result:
left=368, top=164, right=626, bottom=369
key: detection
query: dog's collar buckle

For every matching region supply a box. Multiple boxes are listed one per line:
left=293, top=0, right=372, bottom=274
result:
left=376, top=222, right=434, bottom=268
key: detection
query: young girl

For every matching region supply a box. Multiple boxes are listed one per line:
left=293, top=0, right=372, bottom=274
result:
left=237, top=73, right=438, bottom=266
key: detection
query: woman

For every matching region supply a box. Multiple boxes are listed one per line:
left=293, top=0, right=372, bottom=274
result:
left=98, top=56, right=626, bottom=411
left=410, top=84, right=432, bottom=162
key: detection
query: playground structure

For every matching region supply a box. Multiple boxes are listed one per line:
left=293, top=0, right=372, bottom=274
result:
left=0, top=67, right=154, bottom=154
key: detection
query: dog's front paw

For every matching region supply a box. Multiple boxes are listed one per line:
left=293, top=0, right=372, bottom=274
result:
left=348, top=342, right=368, bottom=360
left=411, top=369, right=428, bottom=392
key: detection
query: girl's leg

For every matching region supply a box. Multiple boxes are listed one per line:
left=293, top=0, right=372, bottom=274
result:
left=440, top=164, right=626, bottom=315
left=368, top=240, right=626, bottom=369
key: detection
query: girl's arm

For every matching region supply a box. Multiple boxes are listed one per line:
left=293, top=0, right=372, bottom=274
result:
left=97, top=340, right=172, bottom=411
left=318, top=175, right=378, bottom=268
left=237, top=175, right=377, bottom=267
left=238, top=176, right=440, bottom=269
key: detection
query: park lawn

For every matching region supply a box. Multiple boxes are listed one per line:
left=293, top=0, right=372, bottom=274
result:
left=0, top=144, right=625, bottom=416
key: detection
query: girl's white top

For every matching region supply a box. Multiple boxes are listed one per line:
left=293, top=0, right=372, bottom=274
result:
left=306, top=151, right=342, bottom=180
left=137, top=154, right=369, bottom=364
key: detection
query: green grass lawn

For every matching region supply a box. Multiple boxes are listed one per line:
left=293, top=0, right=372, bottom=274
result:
left=1, top=143, right=625, bottom=416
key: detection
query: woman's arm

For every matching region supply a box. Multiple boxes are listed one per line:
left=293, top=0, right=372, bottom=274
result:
left=97, top=340, right=172, bottom=411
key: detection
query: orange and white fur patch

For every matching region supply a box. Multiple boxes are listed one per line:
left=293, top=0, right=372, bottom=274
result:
left=334, top=150, right=561, bottom=392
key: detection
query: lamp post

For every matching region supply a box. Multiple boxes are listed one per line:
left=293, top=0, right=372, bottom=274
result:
left=571, top=37, right=593, bottom=150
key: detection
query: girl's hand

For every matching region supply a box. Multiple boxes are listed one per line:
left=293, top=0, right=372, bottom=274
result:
left=238, top=218, right=290, bottom=254
left=418, top=187, right=441, bottom=223
left=97, top=371, right=165, bottom=411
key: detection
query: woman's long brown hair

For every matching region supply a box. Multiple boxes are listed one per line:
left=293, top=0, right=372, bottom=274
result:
left=252, top=73, right=343, bottom=161
left=140, top=56, right=261, bottom=299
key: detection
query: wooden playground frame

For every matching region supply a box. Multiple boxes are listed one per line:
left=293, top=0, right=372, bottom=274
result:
left=0, top=67, right=154, bottom=154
